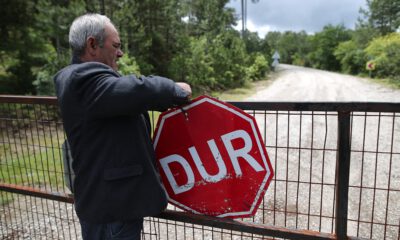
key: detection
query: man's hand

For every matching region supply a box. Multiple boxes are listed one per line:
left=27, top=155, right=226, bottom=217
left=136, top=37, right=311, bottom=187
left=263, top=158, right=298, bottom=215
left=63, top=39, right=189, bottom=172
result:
left=176, top=82, right=192, bottom=99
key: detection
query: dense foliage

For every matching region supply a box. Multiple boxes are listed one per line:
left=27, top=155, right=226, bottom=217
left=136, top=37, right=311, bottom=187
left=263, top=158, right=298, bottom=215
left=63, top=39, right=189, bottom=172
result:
left=365, top=33, right=400, bottom=80
left=267, top=0, right=400, bottom=82
left=0, top=0, right=271, bottom=95
left=1, top=0, right=399, bottom=95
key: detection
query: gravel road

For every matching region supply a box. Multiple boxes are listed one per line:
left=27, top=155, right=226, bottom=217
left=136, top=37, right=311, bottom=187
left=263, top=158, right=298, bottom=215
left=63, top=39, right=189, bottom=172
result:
left=247, top=64, right=400, bottom=239
left=247, top=64, right=400, bottom=102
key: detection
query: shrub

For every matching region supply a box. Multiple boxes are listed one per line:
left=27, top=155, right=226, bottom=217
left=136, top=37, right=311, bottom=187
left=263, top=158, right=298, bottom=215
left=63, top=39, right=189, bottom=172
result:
left=334, top=40, right=367, bottom=74
left=365, top=33, right=400, bottom=78
left=247, top=53, right=269, bottom=81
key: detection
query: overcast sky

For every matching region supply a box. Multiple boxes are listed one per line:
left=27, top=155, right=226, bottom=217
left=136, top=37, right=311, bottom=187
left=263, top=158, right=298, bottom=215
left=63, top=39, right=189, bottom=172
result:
left=226, top=0, right=367, bottom=37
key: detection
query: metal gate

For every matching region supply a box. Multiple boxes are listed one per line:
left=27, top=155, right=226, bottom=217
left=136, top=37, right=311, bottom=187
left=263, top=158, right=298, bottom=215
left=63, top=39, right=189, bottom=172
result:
left=1, top=95, right=399, bottom=239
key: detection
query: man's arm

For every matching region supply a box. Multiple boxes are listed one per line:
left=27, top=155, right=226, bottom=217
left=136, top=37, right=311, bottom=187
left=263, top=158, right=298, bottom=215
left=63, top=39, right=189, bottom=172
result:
left=70, top=63, right=191, bottom=118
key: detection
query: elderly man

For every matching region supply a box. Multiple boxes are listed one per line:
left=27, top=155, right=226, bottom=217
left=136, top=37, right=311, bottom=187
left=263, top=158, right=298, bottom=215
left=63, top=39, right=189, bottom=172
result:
left=54, top=13, right=191, bottom=239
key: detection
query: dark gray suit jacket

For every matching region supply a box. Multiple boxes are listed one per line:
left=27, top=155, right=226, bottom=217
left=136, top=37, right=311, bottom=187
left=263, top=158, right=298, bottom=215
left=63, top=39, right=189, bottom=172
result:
left=54, top=61, right=189, bottom=223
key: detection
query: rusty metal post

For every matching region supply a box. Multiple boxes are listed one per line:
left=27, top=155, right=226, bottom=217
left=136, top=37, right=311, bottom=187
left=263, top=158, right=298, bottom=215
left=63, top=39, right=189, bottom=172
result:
left=335, top=111, right=351, bottom=239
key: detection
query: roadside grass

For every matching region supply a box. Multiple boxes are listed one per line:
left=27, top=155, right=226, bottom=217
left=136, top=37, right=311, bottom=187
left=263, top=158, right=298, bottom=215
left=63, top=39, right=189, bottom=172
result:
left=210, top=82, right=255, bottom=101
left=358, top=72, right=400, bottom=90
left=370, top=77, right=400, bottom=89
left=211, top=78, right=273, bottom=101
left=0, top=137, right=64, bottom=205
left=0, top=147, right=63, bottom=185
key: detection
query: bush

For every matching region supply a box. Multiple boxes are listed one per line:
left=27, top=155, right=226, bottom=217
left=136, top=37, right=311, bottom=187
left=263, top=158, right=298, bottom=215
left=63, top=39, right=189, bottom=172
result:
left=178, top=32, right=249, bottom=92
left=208, top=31, right=248, bottom=89
left=365, top=33, right=400, bottom=78
left=118, top=54, right=141, bottom=76
left=247, top=53, right=269, bottom=81
left=33, top=44, right=69, bottom=96
left=184, top=36, right=216, bottom=91
left=334, top=40, right=367, bottom=74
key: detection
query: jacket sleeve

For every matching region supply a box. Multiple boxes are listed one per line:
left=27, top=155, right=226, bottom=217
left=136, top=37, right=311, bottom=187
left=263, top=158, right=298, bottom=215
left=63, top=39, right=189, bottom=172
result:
left=72, top=63, right=189, bottom=118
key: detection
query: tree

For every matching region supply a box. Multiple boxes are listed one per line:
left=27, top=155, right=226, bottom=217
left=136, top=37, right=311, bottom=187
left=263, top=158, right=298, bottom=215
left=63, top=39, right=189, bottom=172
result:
left=33, top=0, right=86, bottom=95
left=209, top=30, right=248, bottom=89
left=307, top=24, right=351, bottom=71
left=359, top=0, right=400, bottom=36
left=181, top=36, right=216, bottom=91
left=278, top=31, right=310, bottom=65
left=184, top=0, right=236, bottom=37
left=243, top=30, right=262, bottom=54
left=0, top=0, right=42, bottom=94
left=116, top=0, right=182, bottom=76
left=264, top=31, right=311, bottom=66
left=247, top=53, right=269, bottom=81
left=1, top=0, right=269, bottom=95
left=265, top=31, right=282, bottom=50
left=334, top=40, right=366, bottom=74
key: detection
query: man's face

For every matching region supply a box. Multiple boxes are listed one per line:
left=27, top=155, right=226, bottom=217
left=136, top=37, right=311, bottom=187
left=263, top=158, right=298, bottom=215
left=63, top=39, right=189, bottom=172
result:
left=96, top=23, right=123, bottom=71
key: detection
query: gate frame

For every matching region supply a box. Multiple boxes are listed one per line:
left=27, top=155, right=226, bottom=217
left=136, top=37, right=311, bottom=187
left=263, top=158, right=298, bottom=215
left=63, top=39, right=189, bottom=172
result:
left=1, top=95, right=400, bottom=240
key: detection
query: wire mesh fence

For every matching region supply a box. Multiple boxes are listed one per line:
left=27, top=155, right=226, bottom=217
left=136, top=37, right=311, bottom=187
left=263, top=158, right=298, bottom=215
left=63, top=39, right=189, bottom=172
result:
left=348, top=112, right=400, bottom=239
left=1, top=96, right=399, bottom=239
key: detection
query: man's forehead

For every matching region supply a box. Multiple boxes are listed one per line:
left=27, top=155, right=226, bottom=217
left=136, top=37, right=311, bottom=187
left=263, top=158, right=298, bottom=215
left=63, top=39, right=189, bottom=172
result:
left=105, top=23, right=120, bottom=39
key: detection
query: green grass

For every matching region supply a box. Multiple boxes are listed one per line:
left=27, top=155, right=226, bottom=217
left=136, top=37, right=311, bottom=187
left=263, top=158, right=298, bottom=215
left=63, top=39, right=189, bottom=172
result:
left=370, top=77, right=400, bottom=89
left=357, top=72, right=400, bottom=90
left=210, top=77, right=273, bottom=101
left=1, top=148, right=63, bottom=185
left=1, top=138, right=65, bottom=206
left=210, top=82, right=254, bottom=101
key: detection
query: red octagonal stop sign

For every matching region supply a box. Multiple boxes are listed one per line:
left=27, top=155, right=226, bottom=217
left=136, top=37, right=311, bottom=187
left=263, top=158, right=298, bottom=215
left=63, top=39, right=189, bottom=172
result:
left=153, top=95, right=273, bottom=218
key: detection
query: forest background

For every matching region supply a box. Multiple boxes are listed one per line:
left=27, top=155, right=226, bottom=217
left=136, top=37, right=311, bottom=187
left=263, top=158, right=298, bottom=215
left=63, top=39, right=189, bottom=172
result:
left=0, top=0, right=399, bottom=96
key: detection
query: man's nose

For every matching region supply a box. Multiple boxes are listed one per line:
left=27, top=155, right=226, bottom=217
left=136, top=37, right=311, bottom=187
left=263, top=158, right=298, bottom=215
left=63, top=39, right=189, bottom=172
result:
left=117, top=49, right=124, bottom=57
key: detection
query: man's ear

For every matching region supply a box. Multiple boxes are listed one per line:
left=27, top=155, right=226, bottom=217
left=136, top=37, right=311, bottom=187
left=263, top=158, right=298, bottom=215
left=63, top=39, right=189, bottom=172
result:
left=86, top=37, right=97, bottom=56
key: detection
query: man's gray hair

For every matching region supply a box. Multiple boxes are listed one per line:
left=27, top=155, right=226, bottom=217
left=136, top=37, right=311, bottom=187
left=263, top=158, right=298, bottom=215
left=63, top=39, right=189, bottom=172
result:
left=69, top=13, right=113, bottom=57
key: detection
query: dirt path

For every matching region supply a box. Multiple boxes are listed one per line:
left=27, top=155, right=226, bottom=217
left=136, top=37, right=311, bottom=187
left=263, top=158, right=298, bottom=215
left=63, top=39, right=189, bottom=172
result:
left=246, top=64, right=400, bottom=239
left=247, top=64, right=400, bottom=102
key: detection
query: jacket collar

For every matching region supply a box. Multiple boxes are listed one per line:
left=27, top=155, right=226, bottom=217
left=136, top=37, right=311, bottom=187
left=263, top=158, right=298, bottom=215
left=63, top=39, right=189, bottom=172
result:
left=71, top=54, right=83, bottom=65
left=70, top=55, right=122, bottom=76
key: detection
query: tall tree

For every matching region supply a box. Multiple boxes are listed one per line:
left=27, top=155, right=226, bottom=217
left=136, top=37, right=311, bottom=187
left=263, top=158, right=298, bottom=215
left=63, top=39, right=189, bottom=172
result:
left=108, top=0, right=187, bottom=76
left=360, top=0, right=400, bottom=35
left=33, top=0, right=86, bottom=95
left=0, top=0, right=40, bottom=94
left=184, top=0, right=236, bottom=37
left=1, top=0, right=269, bottom=95
left=264, top=31, right=310, bottom=65
left=307, top=24, right=351, bottom=71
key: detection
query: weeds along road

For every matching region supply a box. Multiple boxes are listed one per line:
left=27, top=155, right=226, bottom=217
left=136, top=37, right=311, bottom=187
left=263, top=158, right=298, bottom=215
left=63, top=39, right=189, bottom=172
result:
left=246, top=64, right=400, bottom=239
